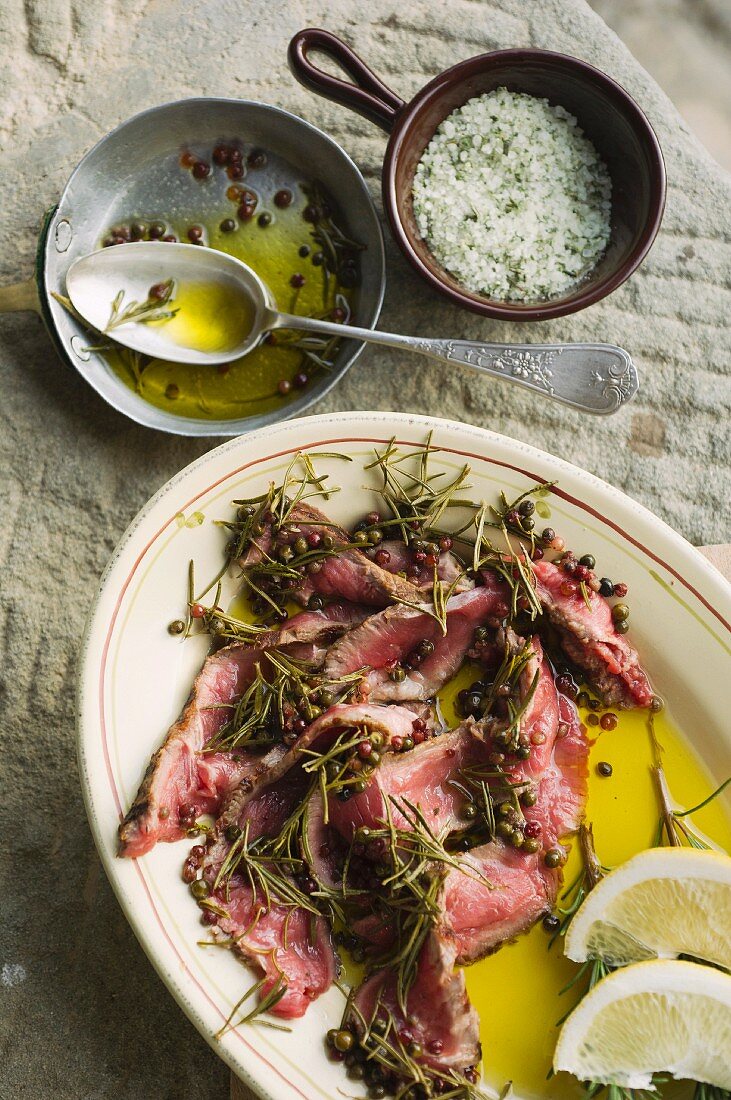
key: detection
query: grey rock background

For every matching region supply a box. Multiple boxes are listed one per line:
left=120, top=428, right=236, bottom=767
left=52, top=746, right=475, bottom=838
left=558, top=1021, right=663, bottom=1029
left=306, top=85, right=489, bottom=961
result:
left=0, top=1, right=728, bottom=1098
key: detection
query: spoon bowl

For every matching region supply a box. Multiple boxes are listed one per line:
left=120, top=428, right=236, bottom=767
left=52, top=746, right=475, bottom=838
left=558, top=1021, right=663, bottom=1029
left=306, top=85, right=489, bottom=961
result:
left=66, top=242, right=274, bottom=365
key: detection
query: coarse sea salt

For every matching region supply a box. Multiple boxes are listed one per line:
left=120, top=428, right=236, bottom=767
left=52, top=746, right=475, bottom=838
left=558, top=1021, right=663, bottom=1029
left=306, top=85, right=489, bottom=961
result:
left=412, top=88, right=612, bottom=302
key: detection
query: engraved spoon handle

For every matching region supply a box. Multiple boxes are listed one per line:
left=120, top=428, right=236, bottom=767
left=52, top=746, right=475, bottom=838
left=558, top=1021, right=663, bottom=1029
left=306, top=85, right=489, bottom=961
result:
left=272, top=313, right=638, bottom=415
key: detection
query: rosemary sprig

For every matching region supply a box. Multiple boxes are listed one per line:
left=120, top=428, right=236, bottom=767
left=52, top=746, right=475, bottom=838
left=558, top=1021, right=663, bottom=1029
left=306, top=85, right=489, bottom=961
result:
left=344, top=996, right=487, bottom=1100
left=215, top=820, right=321, bottom=917
left=205, top=647, right=364, bottom=754
left=650, top=713, right=730, bottom=850
left=105, top=278, right=178, bottom=331
left=214, top=974, right=289, bottom=1039
left=365, top=434, right=473, bottom=542
left=358, top=797, right=490, bottom=1014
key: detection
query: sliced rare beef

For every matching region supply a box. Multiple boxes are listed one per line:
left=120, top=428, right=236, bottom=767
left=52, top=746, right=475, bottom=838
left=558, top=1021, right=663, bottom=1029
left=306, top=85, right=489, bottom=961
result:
left=438, top=688, right=589, bottom=963
left=238, top=501, right=424, bottom=608
left=119, top=645, right=263, bottom=858
left=201, top=774, right=337, bottom=1019
left=326, top=720, right=483, bottom=843
left=439, top=841, right=559, bottom=962
left=533, top=560, right=652, bottom=707
left=373, top=540, right=473, bottom=592
left=324, top=579, right=510, bottom=703
left=220, top=702, right=434, bottom=832
left=350, top=931, right=481, bottom=1073
left=119, top=604, right=370, bottom=858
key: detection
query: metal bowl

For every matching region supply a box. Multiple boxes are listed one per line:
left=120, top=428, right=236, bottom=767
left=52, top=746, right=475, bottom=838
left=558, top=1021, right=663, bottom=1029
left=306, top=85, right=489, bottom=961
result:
left=41, top=98, right=386, bottom=436
left=289, top=30, right=666, bottom=322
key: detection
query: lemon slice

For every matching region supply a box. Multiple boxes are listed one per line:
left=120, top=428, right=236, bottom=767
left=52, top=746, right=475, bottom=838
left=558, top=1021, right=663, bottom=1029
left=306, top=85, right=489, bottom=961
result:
left=564, top=846, right=731, bottom=968
left=553, top=958, right=731, bottom=1089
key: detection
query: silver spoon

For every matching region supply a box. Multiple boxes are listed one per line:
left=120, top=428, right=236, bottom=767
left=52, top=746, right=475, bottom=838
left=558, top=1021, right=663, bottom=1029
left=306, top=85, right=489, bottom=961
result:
left=66, top=243, right=638, bottom=415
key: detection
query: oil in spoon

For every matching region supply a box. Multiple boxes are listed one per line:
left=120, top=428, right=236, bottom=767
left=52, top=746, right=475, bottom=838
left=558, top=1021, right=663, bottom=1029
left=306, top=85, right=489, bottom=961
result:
left=149, top=279, right=255, bottom=354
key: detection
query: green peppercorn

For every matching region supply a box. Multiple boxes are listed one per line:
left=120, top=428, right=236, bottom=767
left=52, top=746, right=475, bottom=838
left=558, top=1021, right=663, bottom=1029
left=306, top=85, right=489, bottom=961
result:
left=580, top=554, right=596, bottom=569
left=293, top=536, right=308, bottom=555
left=371, top=1017, right=387, bottom=1035
left=496, top=820, right=516, bottom=841
left=278, top=546, right=294, bottom=563
left=190, top=878, right=210, bottom=900
left=333, top=1029, right=354, bottom=1052
left=327, top=1029, right=339, bottom=1047
left=544, top=847, right=563, bottom=869
left=370, top=732, right=384, bottom=748
left=209, top=616, right=227, bottom=635
left=353, top=530, right=368, bottom=544
left=597, top=760, right=613, bottom=777
left=354, top=826, right=371, bottom=843
left=367, top=529, right=383, bottom=545
left=225, top=824, right=242, bottom=842
left=522, top=837, right=540, bottom=854
left=497, top=801, right=513, bottom=817
left=402, top=737, right=414, bottom=751
left=168, top=619, right=185, bottom=635
left=615, top=619, right=630, bottom=634
left=651, top=695, right=664, bottom=713
left=369, top=750, right=381, bottom=766
left=389, top=667, right=406, bottom=683
left=308, top=594, right=324, bottom=611
left=353, top=779, right=367, bottom=794
left=520, top=788, right=538, bottom=807
left=408, top=1041, right=423, bottom=1058
left=515, top=743, right=531, bottom=760
left=319, top=690, right=335, bottom=708
left=612, top=602, right=630, bottom=623
left=322, top=535, right=334, bottom=550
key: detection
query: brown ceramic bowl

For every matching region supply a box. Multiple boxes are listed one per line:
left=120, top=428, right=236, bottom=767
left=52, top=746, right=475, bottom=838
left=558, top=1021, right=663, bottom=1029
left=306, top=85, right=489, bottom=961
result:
left=288, top=29, right=666, bottom=321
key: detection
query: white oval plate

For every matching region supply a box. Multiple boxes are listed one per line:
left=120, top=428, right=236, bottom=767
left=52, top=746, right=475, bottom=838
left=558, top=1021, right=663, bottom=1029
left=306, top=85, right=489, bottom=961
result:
left=77, top=411, right=731, bottom=1100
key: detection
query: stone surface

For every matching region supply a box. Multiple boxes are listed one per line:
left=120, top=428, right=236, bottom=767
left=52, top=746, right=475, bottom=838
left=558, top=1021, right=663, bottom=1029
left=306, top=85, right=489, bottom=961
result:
left=0, top=2, right=729, bottom=1098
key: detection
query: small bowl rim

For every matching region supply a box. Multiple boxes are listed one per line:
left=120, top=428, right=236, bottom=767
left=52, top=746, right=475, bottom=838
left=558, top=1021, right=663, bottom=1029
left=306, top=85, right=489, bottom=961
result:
left=381, top=47, right=667, bottom=321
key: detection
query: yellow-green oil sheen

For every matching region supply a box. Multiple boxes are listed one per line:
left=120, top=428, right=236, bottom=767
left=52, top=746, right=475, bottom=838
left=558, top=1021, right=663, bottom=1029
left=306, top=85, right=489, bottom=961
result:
left=441, top=663, right=731, bottom=1099
left=108, top=197, right=353, bottom=420
left=156, top=280, right=255, bottom=354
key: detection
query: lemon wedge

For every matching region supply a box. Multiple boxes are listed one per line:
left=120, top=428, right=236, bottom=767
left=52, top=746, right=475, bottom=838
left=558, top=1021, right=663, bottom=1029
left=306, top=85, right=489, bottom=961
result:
left=564, top=846, right=731, bottom=969
left=553, top=958, right=731, bottom=1089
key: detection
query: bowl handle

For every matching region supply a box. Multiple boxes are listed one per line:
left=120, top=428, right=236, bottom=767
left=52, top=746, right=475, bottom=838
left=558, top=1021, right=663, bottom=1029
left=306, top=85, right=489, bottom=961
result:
left=288, top=28, right=404, bottom=133
left=0, top=277, right=40, bottom=314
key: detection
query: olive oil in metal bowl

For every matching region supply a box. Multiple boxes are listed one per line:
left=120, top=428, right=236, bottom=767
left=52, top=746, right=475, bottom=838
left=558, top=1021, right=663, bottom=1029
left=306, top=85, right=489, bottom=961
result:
left=41, top=98, right=386, bottom=436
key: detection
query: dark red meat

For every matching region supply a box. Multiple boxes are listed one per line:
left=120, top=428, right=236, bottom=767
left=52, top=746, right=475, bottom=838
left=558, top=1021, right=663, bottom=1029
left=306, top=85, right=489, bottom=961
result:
left=326, top=720, right=484, bottom=843
left=351, top=932, right=480, bottom=1072
left=324, top=579, right=510, bottom=703
left=374, top=540, right=473, bottom=592
left=533, top=560, right=652, bottom=707
left=119, top=605, right=370, bottom=858
left=119, top=645, right=263, bottom=858
left=220, top=702, right=431, bottom=832
left=439, top=683, right=589, bottom=962
left=238, top=501, right=424, bottom=608
left=439, top=841, right=559, bottom=962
